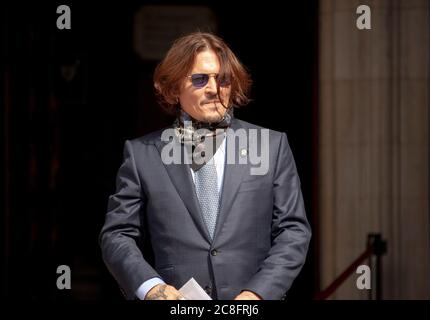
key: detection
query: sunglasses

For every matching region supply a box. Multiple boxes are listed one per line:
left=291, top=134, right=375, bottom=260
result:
left=187, top=73, right=231, bottom=88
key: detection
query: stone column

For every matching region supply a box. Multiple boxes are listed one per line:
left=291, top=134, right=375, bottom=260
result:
left=319, top=0, right=430, bottom=299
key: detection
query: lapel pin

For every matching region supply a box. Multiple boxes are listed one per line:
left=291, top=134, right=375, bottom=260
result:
left=240, top=148, right=247, bottom=157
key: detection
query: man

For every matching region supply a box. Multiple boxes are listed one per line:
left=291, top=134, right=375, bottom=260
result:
left=99, top=32, right=311, bottom=300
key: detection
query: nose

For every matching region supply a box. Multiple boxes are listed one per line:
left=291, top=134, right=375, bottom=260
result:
left=205, top=75, right=218, bottom=94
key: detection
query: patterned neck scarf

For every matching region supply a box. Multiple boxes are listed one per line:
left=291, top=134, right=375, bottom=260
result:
left=173, top=107, right=233, bottom=147
left=173, top=107, right=233, bottom=170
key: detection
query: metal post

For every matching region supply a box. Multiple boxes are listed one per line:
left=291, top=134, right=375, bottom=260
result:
left=367, top=233, right=387, bottom=300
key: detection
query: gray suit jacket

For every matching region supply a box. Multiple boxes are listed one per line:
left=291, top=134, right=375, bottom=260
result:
left=99, top=118, right=311, bottom=300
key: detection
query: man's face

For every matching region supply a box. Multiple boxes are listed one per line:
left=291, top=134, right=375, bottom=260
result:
left=178, top=49, right=231, bottom=123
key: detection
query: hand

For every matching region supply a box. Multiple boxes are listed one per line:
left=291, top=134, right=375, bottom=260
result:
left=145, top=284, right=185, bottom=300
left=234, top=290, right=262, bottom=300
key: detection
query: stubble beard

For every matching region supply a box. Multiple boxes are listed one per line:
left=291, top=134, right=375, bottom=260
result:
left=200, top=103, right=227, bottom=123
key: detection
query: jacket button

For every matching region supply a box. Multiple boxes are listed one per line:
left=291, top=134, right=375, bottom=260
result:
left=211, top=249, right=218, bottom=256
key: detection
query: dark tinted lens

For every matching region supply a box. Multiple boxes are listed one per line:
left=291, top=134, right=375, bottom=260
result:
left=191, top=74, right=209, bottom=88
left=217, top=74, right=231, bottom=87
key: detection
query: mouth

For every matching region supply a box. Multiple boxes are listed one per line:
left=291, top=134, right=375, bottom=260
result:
left=202, top=101, right=220, bottom=105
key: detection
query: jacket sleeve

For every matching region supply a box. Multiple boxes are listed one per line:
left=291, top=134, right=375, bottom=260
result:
left=99, top=140, right=159, bottom=299
left=243, top=133, right=312, bottom=300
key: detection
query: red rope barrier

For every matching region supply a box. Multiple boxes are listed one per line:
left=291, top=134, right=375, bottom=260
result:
left=315, top=245, right=374, bottom=300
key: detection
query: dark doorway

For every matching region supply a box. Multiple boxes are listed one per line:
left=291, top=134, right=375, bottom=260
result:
left=2, top=1, right=318, bottom=299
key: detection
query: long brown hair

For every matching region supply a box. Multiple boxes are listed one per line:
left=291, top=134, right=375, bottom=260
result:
left=153, top=32, right=252, bottom=115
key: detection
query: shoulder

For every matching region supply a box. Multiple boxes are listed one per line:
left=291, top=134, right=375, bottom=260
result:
left=127, top=126, right=171, bottom=147
left=233, top=118, right=285, bottom=143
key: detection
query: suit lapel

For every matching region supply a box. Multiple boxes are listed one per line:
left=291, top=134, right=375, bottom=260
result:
left=154, top=118, right=251, bottom=244
left=212, top=119, right=250, bottom=242
left=154, top=136, right=212, bottom=243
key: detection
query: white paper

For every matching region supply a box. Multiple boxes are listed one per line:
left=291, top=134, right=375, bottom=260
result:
left=178, top=277, right=212, bottom=300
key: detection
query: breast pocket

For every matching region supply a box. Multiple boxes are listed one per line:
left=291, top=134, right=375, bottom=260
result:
left=237, top=179, right=271, bottom=193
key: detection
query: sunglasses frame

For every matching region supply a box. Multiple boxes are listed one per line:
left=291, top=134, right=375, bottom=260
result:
left=187, top=73, right=231, bottom=88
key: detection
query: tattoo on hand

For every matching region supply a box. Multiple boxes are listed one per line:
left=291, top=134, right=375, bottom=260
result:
left=146, top=284, right=169, bottom=300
